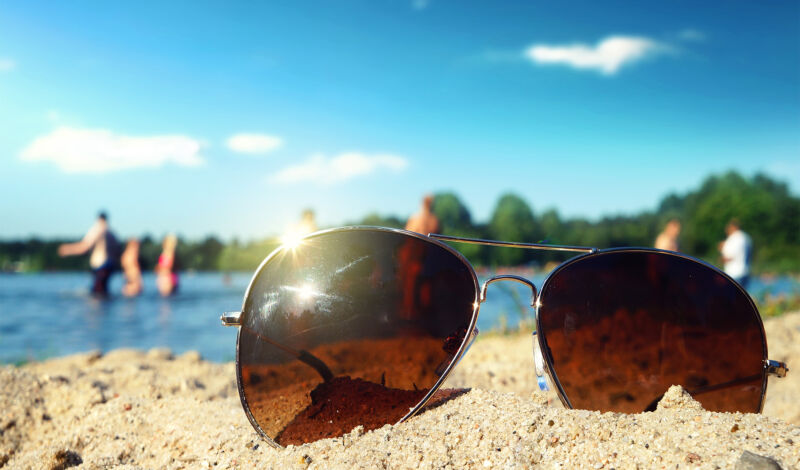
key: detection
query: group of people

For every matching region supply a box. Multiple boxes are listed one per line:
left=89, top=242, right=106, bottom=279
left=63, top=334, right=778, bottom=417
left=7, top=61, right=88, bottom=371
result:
left=655, top=218, right=753, bottom=288
left=64, top=204, right=754, bottom=297
left=58, top=211, right=180, bottom=298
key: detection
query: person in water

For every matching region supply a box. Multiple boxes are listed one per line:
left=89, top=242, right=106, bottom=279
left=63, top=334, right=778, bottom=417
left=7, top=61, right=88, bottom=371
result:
left=156, top=234, right=180, bottom=296
left=405, top=194, right=439, bottom=235
left=58, top=211, right=121, bottom=296
left=121, top=238, right=143, bottom=297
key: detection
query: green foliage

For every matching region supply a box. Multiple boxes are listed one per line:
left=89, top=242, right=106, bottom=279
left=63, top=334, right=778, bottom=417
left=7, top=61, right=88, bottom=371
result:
left=355, top=212, right=404, bottom=229
left=431, top=192, right=486, bottom=260
left=188, top=236, right=225, bottom=270
left=0, top=239, right=86, bottom=272
left=439, top=225, right=488, bottom=263
left=217, top=239, right=281, bottom=272
left=665, top=171, right=800, bottom=271
left=137, top=236, right=161, bottom=271
left=432, top=192, right=472, bottom=231
left=488, top=193, right=539, bottom=266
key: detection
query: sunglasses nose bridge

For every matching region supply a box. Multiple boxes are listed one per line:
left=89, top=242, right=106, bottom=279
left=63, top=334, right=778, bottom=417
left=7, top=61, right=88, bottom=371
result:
left=479, top=275, right=538, bottom=307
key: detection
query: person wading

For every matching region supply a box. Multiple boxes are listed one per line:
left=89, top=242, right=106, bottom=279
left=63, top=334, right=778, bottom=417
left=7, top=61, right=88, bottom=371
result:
left=58, top=211, right=121, bottom=296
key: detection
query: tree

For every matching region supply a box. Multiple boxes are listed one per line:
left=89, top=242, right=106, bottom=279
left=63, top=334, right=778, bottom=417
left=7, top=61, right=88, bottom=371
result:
left=663, top=171, right=800, bottom=271
left=538, top=209, right=563, bottom=244
left=195, top=236, right=224, bottom=270
left=358, top=212, right=404, bottom=229
left=488, top=193, right=539, bottom=266
left=432, top=192, right=472, bottom=232
left=431, top=192, right=486, bottom=262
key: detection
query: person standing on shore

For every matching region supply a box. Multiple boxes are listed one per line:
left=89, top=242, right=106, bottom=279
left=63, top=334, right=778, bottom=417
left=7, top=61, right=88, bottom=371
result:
left=58, top=211, right=121, bottom=296
left=399, top=195, right=440, bottom=318
left=405, top=194, right=439, bottom=235
left=654, top=219, right=681, bottom=252
left=719, top=218, right=752, bottom=288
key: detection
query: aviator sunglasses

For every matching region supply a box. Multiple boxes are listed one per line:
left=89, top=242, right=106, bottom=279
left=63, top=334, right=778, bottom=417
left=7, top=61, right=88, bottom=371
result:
left=221, top=226, right=788, bottom=447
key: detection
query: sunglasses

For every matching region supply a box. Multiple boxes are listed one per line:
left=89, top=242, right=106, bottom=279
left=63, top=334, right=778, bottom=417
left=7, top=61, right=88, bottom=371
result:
left=221, top=226, right=788, bottom=447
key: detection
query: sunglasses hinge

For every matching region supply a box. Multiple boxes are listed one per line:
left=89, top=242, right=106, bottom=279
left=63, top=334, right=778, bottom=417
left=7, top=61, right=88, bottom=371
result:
left=766, top=359, right=788, bottom=378
left=221, top=311, right=242, bottom=327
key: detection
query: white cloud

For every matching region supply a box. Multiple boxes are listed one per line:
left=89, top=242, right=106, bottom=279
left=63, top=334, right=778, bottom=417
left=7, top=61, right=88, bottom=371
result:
left=0, top=58, right=15, bottom=71
left=20, top=126, right=204, bottom=173
left=227, top=133, right=283, bottom=155
left=270, top=152, right=408, bottom=184
left=525, top=35, right=663, bottom=75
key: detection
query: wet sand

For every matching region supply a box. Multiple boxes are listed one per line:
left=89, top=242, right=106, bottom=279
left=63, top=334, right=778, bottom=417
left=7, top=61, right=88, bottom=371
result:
left=1, top=311, right=799, bottom=469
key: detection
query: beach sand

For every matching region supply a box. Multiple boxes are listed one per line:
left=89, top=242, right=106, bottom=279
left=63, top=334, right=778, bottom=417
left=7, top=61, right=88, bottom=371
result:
left=2, top=312, right=799, bottom=469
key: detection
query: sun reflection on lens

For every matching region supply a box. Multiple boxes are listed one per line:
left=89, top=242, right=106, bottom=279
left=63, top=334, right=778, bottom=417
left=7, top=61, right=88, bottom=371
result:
left=298, top=283, right=314, bottom=301
left=283, top=283, right=320, bottom=303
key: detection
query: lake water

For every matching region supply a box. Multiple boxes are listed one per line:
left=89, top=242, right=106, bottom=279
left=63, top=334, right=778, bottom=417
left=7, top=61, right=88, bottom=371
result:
left=1, top=271, right=797, bottom=364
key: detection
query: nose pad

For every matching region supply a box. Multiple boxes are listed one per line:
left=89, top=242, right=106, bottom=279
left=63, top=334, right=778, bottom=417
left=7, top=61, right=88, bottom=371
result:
left=435, top=327, right=479, bottom=376
left=532, top=331, right=553, bottom=391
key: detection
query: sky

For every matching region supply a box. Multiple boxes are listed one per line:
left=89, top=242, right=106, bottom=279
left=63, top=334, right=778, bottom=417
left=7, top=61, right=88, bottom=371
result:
left=1, top=0, right=798, bottom=240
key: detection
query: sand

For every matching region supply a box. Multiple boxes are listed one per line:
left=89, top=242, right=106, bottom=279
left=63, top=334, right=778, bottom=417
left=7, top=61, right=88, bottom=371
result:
left=1, top=312, right=799, bottom=469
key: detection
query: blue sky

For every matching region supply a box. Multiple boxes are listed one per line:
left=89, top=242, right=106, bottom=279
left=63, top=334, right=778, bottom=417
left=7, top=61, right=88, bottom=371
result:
left=1, top=0, right=798, bottom=240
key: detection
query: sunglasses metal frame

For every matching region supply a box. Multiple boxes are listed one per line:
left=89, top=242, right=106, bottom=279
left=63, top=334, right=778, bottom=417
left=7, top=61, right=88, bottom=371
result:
left=222, top=226, right=788, bottom=447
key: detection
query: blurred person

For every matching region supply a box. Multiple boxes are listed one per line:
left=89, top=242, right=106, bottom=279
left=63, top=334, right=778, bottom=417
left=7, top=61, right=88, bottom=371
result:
left=719, top=218, right=752, bottom=289
left=298, top=209, right=317, bottom=234
left=156, top=234, right=180, bottom=296
left=654, top=219, right=681, bottom=252
left=405, top=194, right=439, bottom=235
left=58, top=211, right=121, bottom=296
left=120, top=239, right=143, bottom=297
left=281, top=209, right=318, bottom=247
left=400, top=194, right=439, bottom=318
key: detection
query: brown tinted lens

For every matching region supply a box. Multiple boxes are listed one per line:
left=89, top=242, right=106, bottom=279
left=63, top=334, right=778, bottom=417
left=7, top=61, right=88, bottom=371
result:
left=538, top=250, right=766, bottom=413
left=238, top=229, right=476, bottom=445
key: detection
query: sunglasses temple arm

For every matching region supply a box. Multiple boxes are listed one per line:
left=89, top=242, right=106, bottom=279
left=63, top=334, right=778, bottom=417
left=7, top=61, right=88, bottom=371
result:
left=644, top=366, right=788, bottom=411
left=687, top=374, right=763, bottom=397
left=243, top=325, right=334, bottom=382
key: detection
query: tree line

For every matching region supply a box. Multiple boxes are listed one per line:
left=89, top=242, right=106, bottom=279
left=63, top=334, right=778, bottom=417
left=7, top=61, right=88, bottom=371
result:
left=2, top=171, right=798, bottom=273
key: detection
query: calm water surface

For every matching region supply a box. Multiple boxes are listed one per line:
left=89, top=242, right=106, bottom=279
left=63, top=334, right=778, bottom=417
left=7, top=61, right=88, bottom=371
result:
left=0, top=271, right=796, bottom=363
